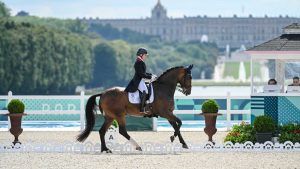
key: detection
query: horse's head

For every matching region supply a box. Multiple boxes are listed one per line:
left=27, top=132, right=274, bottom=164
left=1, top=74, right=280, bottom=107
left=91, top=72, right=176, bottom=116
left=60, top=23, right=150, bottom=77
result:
left=155, top=65, right=193, bottom=96
left=178, top=65, right=193, bottom=95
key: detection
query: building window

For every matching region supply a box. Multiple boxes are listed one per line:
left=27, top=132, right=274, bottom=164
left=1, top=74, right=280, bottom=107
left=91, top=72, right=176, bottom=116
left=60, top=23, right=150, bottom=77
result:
left=156, top=12, right=160, bottom=18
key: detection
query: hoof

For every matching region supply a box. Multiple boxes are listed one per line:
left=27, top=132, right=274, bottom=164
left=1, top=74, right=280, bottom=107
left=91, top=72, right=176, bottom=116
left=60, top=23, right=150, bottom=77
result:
left=105, top=149, right=112, bottom=153
left=208, top=140, right=215, bottom=145
left=12, top=141, right=21, bottom=145
left=153, top=114, right=158, bottom=118
left=170, top=136, right=175, bottom=142
left=101, top=149, right=112, bottom=153
left=182, top=144, right=189, bottom=149
left=136, top=147, right=142, bottom=151
left=143, top=114, right=152, bottom=118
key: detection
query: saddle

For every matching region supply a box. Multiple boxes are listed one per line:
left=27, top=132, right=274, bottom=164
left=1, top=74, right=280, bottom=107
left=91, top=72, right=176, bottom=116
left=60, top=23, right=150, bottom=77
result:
left=128, top=83, right=157, bottom=118
left=128, top=83, right=154, bottom=104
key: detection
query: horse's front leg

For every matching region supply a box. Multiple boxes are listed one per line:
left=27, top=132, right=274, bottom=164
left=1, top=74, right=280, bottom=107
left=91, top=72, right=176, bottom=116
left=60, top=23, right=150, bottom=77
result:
left=168, top=120, right=178, bottom=142
left=167, top=115, right=188, bottom=149
left=174, top=117, right=188, bottom=149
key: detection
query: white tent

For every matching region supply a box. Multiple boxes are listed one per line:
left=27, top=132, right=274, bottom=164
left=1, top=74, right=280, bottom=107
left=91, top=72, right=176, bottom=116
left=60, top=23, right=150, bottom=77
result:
left=246, top=23, right=300, bottom=93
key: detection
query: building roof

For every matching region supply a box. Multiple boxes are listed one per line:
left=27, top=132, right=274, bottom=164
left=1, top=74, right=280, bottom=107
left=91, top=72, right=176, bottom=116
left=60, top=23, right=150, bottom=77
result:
left=283, top=23, right=300, bottom=29
left=154, top=0, right=164, bottom=10
left=248, top=23, right=300, bottom=51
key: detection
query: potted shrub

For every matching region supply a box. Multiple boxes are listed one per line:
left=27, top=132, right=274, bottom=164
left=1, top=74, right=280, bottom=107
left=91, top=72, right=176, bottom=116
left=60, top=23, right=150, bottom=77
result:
left=6, top=99, right=26, bottom=145
left=200, top=99, right=221, bottom=142
left=253, top=115, right=275, bottom=143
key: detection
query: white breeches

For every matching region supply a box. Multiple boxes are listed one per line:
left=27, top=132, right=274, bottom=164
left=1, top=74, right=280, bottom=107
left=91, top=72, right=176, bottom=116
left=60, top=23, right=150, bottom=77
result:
left=138, top=79, right=148, bottom=94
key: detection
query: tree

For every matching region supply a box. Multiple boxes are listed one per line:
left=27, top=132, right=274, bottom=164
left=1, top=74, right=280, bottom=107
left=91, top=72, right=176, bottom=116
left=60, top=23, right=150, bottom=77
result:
left=68, top=19, right=88, bottom=34
left=0, top=19, right=93, bottom=94
left=0, top=1, right=10, bottom=17
left=88, top=43, right=118, bottom=88
left=88, top=23, right=160, bottom=43
left=12, top=16, right=89, bottom=35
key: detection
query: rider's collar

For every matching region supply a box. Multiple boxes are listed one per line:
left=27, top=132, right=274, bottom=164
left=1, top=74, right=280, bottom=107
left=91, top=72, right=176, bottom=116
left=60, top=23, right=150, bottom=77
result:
left=137, top=56, right=144, bottom=62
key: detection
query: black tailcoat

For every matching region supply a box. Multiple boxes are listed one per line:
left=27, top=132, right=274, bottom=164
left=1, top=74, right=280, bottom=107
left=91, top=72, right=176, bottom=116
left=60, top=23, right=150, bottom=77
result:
left=125, top=59, right=152, bottom=92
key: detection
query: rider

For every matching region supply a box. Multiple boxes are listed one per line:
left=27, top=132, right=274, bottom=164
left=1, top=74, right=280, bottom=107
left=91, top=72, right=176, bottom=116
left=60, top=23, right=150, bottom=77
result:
left=125, top=48, right=156, bottom=114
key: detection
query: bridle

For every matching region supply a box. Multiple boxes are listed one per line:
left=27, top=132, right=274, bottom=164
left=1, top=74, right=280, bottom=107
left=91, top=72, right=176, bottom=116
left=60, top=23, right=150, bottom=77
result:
left=177, top=70, right=192, bottom=95
left=154, top=65, right=193, bottom=95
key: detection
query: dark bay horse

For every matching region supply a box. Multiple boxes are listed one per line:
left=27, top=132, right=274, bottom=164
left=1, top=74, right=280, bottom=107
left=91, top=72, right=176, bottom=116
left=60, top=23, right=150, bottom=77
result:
left=77, top=65, right=193, bottom=153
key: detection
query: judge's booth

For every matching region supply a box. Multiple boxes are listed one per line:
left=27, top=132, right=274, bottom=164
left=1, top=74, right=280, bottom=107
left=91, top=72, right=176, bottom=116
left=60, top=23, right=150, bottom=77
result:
left=247, top=52, right=300, bottom=125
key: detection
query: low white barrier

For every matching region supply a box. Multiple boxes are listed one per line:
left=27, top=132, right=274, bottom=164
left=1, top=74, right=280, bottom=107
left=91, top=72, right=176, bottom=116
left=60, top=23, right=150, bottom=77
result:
left=0, top=91, right=250, bottom=131
left=1, top=140, right=299, bottom=154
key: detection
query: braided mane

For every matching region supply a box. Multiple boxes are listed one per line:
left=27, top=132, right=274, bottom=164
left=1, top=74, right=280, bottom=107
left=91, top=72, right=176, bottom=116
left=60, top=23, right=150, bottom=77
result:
left=156, top=66, right=184, bottom=81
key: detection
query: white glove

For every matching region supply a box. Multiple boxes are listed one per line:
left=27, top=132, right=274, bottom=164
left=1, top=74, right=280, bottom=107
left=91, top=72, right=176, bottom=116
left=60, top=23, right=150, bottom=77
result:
left=151, top=74, right=157, bottom=81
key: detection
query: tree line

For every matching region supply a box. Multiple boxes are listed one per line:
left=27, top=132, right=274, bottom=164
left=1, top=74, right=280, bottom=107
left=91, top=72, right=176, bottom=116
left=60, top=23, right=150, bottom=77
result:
left=0, top=19, right=93, bottom=94
left=0, top=1, right=219, bottom=94
left=88, top=23, right=161, bottom=44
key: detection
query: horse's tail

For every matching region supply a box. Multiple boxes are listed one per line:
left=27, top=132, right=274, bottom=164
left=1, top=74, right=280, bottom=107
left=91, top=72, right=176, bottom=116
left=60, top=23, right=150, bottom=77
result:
left=77, top=93, right=102, bottom=142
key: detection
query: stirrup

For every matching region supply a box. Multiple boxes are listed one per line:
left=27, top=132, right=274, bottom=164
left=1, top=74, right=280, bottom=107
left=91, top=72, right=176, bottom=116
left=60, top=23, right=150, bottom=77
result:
left=143, top=112, right=158, bottom=118
left=142, top=111, right=152, bottom=118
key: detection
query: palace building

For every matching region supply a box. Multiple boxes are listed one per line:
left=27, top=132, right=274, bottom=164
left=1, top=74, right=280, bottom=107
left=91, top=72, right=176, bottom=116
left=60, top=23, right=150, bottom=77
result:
left=84, top=0, right=300, bottom=49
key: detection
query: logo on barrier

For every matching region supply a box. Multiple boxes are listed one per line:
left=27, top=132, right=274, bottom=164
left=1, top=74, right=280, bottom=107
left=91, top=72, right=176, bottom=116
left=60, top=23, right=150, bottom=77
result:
left=42, top=104, right=77, bottom=111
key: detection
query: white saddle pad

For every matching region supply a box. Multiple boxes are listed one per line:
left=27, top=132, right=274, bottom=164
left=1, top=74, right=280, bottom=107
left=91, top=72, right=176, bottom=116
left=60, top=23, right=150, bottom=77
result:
left=128, top=84, right=154, bottom=104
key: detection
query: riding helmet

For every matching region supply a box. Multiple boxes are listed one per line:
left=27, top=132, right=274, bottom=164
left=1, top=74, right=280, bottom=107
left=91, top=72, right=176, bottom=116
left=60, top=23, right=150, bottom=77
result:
left=136, top=48, right=148, bottom=56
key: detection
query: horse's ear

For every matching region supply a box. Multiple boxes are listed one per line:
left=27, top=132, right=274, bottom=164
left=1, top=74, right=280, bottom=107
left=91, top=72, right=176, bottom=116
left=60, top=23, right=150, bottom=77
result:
left=187, top=64, right=193, bottom=70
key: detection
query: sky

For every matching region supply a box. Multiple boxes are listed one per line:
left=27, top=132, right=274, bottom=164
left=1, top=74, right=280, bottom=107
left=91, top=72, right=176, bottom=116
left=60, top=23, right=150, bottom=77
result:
left=2, top=0, right=300, bottom=19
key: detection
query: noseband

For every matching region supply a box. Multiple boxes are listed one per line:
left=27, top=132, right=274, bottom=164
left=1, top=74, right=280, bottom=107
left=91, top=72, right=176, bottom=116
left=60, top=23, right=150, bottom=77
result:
left=177, top=72, right=192, bottom=95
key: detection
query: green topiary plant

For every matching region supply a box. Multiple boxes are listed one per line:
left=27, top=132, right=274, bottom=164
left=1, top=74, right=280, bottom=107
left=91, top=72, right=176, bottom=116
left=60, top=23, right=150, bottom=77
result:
left=201, top=99, right=219, bottom=113
left=7, top=99, right=25, bottom=114
left=200, top=99, right=221, bottom=142
left=253, top=115, right=275, bottom=133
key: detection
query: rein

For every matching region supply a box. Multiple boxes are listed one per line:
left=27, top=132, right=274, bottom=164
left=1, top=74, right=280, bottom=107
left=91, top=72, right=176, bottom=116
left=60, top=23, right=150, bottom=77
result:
left=152, top=65, right=193, bottom=96
left=153, top=78, right=188, bottom=95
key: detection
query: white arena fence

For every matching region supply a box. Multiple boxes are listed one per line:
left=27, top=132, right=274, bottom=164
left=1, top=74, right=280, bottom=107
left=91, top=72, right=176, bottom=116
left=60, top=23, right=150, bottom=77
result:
left=0, top=91, right=251, bottom=131
left=0, top=140, right=299, bottom=154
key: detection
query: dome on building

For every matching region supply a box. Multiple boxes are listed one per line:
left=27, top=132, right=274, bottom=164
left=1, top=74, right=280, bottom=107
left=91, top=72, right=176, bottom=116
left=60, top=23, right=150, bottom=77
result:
left=151, top=0, right=168, bottom=20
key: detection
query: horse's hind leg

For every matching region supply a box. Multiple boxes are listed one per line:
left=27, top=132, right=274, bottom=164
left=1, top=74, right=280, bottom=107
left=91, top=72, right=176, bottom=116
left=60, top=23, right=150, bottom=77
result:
left=116, top=116, right=142, bottom=151
left=99, top=116, right=113, bottom=153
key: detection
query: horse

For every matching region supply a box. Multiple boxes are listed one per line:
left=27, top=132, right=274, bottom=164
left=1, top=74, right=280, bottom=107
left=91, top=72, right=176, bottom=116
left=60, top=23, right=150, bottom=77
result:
left=77, top=65, right=193, bottom=153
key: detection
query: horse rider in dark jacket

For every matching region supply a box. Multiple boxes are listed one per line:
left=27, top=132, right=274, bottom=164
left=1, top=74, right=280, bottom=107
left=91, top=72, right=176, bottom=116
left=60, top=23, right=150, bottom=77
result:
left=125, top=48, right=156, bottom=114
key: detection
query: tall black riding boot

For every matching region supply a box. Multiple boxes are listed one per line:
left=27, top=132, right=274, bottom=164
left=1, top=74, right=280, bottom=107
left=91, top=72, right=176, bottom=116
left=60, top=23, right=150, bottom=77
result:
left=140, top=91, right=147, bottom=112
